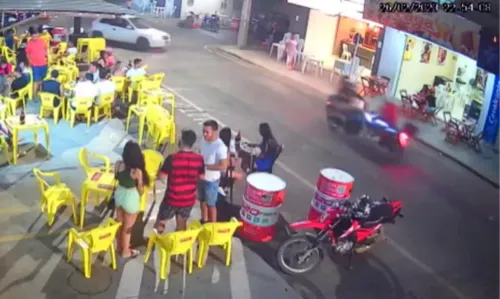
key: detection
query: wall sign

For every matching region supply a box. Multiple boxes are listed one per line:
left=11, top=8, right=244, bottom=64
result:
left=483, top=75, right=500, bottom=145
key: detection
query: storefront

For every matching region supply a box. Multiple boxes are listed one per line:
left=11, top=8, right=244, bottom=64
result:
left=287, top=0, right=382, bottom=71
left=379, top=30, right=494, bottom=123
left=364, top=0, right=498, bottom=140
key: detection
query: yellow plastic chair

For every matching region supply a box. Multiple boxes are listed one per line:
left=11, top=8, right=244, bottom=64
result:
left=127, top=75, right=146, bottom=103
left=39, top=92, right=63, bottom=124
left=0, top=136, right=11, bottom=164
left=147, top=73, right=165, bottom=89
left=191, top=218, right=243, bottom=267
left=33, top=168, right=77, bottom=226
left=140, top=150, right=164, bottom=211
left=110, top=76, right=126, bottom=100
left=6, top=85, right=29, bottom=115
left=58, top=42, right=68, bottom=55
left=76, top=38, right=92, bottom=62
left=93, top=93, right=114, bottom=122
left=67, top=97, right=93, bottom=127
left=0, top=37, right=4, bottom=47
left=144, top=225, right=201, bottom=280
left=87, top=38, right=106, bottom=62
left=145, top=107, right=176, bottom=149
left=40, top=32, right=52, bottom=49
left=67, top=218, right=121, bottom=279
left=125, top=104, right=148, bottom=145
left=2, top=46, right=16, bottom=65
left=78, top=148, right=112, bottom=178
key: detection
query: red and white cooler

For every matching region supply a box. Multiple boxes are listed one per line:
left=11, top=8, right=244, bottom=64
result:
left=308, top=168, right=354, bottom=220
left=240, top=173, right=286, bottom=242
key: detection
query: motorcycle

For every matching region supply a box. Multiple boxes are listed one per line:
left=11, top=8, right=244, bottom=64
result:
left=201, top=14, right=220, bottom=32
left=276, top=197, right=403, bottom=275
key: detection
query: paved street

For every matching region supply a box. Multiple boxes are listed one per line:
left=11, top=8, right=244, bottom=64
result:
left=8, top=15, right=500, bottom=299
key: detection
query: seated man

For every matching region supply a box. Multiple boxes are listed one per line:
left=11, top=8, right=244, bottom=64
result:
left=126, top=58, right=146, bottom=79
left=88, top=62, right=101, bottom=83
left=10, top=68, right=29, bottom=97
left=71, top=73, right=97, bottom=110
left=95, top=69, right=116, bottom=106
left=40, top=70, right=62, bottom=107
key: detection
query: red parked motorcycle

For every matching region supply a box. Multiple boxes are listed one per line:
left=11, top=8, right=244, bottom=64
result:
left=276, top=197, right=403, bottom=275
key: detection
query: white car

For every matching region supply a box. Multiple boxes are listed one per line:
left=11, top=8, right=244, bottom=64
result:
left=91, top=15, right=171, bottom=50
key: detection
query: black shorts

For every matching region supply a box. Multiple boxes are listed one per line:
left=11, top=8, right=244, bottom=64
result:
left=157, top=201, right=193, bottom=221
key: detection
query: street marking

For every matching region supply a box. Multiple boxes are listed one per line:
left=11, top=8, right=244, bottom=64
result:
left=164, top=84, right=471, bottom=299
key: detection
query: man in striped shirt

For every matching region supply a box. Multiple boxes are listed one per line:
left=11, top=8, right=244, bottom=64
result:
left=156, top=130, right=205, bottom=232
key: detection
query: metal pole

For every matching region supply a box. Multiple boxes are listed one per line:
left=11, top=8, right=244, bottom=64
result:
left=237, top=0, right=252, bottom=49
left=1, top=13, right=4, bottom=29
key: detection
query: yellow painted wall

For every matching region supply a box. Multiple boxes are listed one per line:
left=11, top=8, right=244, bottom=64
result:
left=396, top=35, right=458, bottom=95
left=303, top=9, right=338, bottom=69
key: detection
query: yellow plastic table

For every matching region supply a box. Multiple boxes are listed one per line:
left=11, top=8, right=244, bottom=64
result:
left=5, top=114, right=50, bottom=165
left=80, top=169, right=116, bottom=228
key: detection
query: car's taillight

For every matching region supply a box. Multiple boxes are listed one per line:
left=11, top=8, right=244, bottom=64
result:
left=398, top=132, right=409, bottom=148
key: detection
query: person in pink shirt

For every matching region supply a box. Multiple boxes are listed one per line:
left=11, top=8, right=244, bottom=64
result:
left=285, top=34, right=298, bottom=69
left=26, top=26, right=48, bottom=97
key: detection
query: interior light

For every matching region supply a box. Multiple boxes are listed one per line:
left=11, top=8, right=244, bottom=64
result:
left=493, top=36, right=497, bottom=43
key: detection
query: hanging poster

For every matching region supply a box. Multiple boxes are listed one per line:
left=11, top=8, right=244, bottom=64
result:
left=437, top=47, right=447, bottom=65
left=483, top=75, right=499, bottom=145
left=403, top=36, right=414, bottom=61
left=420, top=42, right=432, bottom=63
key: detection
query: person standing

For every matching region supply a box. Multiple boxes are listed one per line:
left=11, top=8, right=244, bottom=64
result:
left=155, top=130, right=205, bottom=233
left=199, top=120, right=228, bottom=223
left=26, top=26, right=48, bottom=97
left=114, top=141, right=149, bottom=258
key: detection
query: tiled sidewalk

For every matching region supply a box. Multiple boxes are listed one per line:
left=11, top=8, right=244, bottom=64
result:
left=214, top=45, right=499, bottom=187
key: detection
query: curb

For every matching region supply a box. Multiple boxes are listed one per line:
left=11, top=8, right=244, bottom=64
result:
left=416, top=139, right=499, bottom=188
left=212, top=46, right=499, bottom=188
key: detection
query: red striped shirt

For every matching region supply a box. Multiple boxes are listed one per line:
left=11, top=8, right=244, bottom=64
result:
left=160, top=151, right=205, bottom=207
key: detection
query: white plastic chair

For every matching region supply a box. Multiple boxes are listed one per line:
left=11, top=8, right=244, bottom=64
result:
left=295, top=38, right=305, bottom=62
left=341, top=43, right=352, bottom=61
left=152, top=3, right=166, bottom=17
left=269, top=32, right=292, bottom=61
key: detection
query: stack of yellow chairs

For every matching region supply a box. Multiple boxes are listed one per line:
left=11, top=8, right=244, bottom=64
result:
left=32, top=168, right=77, bottom=226
left=67, top=218, right=121, bottom=279
left=145, top=105, right=176, bottom=150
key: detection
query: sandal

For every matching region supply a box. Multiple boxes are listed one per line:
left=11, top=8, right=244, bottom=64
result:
left=122, top=249, right=140, bottom=258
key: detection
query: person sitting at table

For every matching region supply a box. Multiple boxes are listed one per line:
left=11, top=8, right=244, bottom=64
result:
left=111, top=61, right=125, bottom=76
left=4, top=29, right=15, bottom=51
left=95, top=69, right=116, bottom=106
left=126, top=58, right=146, bottom=79
left=71, top=73, right=97, bottom=110
left=425, top=94, right=437, bottom=113
left=10, top=67, right=29, bottom=98
left=0, top=57, right=13, bottom=96
left=254, top=122, right=279, bottom=172
left=40, top=70, right=63, bottom=107
left=66, top=41, right=77, bottom=56
left=219, top=127, right=244, bottom=183
left=96, top=49, right=115, bottom=69
left=88, top=62, right=101, bottom=83
left=105, top=48, right=116, bottom=67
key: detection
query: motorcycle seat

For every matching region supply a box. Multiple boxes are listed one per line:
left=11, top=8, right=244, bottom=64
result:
left=361, top=203, right=394, bottom=228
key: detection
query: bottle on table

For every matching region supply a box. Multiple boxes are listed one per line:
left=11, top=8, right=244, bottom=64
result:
left=20, top=109, right=25, bottom=125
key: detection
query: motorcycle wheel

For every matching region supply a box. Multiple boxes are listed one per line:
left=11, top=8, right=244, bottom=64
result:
left=276, top=233, right=324, bottom=276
